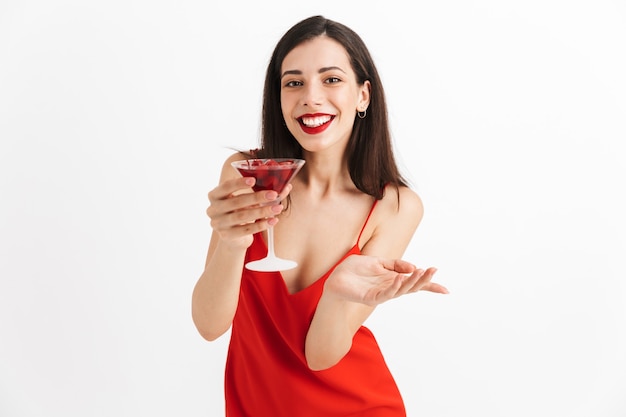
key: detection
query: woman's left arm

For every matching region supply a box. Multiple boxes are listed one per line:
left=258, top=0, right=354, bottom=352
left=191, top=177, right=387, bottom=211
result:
left=304, top=187, right=448, bottom=371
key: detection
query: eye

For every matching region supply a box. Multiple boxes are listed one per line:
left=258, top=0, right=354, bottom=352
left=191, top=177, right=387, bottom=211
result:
left=325, top=76, right=341, bottom=84
left=284, top=80, right=303, bottom=88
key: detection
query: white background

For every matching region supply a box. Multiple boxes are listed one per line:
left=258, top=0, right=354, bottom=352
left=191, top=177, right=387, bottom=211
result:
left=1, top=0, right=625, bottom=416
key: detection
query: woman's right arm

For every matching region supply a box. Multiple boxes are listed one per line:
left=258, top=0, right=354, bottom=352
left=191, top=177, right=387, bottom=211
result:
left=191, top=153, right=289, bottom=341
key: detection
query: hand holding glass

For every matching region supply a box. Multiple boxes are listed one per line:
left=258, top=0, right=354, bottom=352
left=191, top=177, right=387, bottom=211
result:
left=231, top=158, right=305, bottom=271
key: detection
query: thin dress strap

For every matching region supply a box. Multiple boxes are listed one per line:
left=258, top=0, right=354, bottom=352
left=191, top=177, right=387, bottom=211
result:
left=356, top=198, right=379, bottom=249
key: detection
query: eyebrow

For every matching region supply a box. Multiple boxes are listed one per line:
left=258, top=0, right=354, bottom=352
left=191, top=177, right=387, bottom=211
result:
left=280, top=66, right=346, bottom=79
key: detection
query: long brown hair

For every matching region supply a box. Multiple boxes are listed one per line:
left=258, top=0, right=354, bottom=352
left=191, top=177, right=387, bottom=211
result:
left=257, top=15, right=407, bottom=200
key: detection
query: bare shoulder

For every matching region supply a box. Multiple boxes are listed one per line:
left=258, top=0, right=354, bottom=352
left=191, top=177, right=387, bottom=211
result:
left=361, top=185, right=425, bottom=258
left=380, top=185, right=424, bottom=227
left=223, top=151, right=249, bottom=168
left=218, top=151, right=250, bottom=183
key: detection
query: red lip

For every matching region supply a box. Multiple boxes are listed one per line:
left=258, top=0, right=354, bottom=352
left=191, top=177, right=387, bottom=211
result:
left=297, top=113, right=334, bottom=135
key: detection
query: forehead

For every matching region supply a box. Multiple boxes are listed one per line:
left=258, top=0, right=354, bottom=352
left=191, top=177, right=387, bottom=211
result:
left=281, top=36, right=351, bottom=72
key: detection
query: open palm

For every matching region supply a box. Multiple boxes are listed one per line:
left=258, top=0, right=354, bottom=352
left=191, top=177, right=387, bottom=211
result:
left=326, top=255, right=446, bottom=306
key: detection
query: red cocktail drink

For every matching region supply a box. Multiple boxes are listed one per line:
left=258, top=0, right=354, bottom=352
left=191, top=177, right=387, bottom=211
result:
left=231, top=158, right=305, bottom=272
left=234, top=159, right=304, bottom=193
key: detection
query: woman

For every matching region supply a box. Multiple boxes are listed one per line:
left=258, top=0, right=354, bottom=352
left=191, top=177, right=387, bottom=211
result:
left=192, top=15, right=448, bottom=417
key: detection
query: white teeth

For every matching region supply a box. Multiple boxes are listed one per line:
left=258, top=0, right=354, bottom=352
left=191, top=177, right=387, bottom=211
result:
left=301, top=115, right=331, bottom=127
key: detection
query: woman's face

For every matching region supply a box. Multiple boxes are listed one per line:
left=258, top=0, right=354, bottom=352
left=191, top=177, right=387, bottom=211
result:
left=280, top=36, right=370, bottom=156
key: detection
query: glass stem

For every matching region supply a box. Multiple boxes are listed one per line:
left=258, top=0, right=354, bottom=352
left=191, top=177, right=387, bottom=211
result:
left=266, top=222, right=277, bottom=258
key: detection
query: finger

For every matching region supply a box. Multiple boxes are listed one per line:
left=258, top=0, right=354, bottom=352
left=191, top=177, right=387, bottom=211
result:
left=379, top=258, right=415, bottom=274
left=208, top=188, right=280, bottom=220
left=229, top=189, right=280, bottom=210
left=377, top=270, right=421, bottom=302
left=219, top=217, right=279, bottom=241
left=420, top=282, right=449, bottom=294
left=407, top=268, right=440, bottom=293
left=396, top=271, right=423, bottom=295
left=208, top=177, right=256, bottom=202
left=228, top=202, right=284, bottom=226
left=206, top=178, right=254, bottom=216
left=378, top=274, right=407, bottom=301
left=276, top=183, right=293, bottom=201
left=211, top=202, right=284, bottom=231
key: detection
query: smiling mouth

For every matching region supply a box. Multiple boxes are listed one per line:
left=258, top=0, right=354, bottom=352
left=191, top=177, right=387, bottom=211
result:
left=298, top=115, right=334, bottom=128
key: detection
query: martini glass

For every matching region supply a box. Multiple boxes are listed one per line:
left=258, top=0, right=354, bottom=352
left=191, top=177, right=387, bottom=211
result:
left=231, top=158, right=305, bottom=271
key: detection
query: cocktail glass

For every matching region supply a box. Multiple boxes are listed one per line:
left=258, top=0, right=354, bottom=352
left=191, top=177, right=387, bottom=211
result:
left=231, top=158, right=305, bottom=271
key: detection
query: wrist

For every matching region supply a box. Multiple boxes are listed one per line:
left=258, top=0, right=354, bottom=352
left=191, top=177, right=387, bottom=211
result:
left=320, top=278, right=353, bottom=311
left=217, top=235, right=254, bottom=253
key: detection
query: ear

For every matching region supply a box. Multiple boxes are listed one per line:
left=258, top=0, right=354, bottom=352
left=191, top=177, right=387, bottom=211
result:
left=357, top=80, right=371, bottom=112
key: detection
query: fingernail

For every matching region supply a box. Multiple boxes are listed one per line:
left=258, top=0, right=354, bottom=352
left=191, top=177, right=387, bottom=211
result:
left=268, top=217, right=279, bottom=226
left=271, top=204, right=283, bottom=214
left=245, top=178, right=255, bottom=186
left=265, top=191, right=278, bottom=200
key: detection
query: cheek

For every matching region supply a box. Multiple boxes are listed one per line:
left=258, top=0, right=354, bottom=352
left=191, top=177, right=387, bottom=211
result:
left=282, top=112, right=298, bottom=132
left=281, top=108, right=300, bottom=137
left=331, top=89, right=358, bottom=112
left=280, top=95, right=294, bottom=119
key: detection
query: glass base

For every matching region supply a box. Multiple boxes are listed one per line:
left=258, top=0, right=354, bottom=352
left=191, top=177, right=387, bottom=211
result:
left=245, top=256, right=297, bottom=272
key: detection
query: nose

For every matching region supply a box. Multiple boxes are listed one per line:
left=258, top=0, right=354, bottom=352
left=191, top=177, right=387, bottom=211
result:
left=300, top=83, right=323, bottom=107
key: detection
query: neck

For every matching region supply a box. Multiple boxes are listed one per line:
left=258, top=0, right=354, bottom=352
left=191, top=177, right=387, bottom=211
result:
left=298, top=151, right=354, bottom=198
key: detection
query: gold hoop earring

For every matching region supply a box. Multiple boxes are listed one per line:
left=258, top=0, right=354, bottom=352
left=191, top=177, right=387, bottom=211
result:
left=357, top=109, right=367, bottom=119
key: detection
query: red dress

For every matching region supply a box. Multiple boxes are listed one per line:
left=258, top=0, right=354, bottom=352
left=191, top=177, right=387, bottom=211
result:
left=224, top=200, right=406, bottom=417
